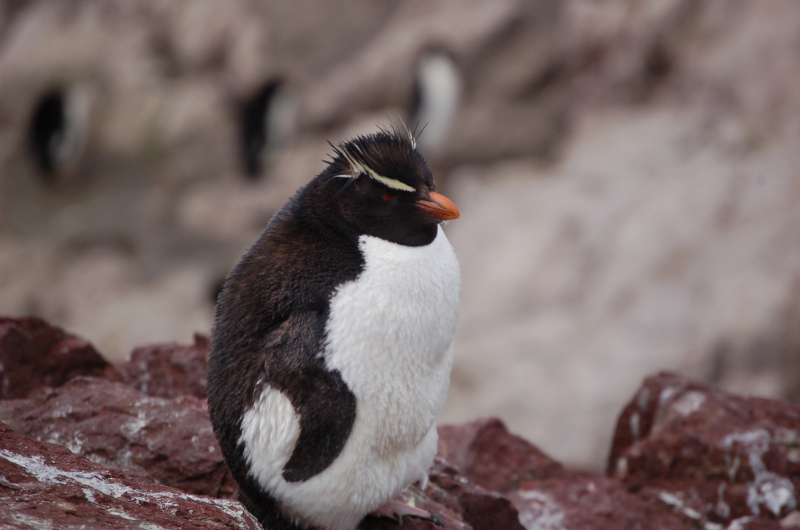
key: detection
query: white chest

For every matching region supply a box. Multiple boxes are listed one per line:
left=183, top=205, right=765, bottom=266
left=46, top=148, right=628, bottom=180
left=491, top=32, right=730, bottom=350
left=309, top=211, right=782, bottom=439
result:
left=240, top=227, right=461, bottom=530
left=325, top=226, right=461, bottom=447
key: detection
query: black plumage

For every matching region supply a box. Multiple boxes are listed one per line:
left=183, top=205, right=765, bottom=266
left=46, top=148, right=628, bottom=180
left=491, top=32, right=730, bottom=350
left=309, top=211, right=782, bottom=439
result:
left=207, top=125, right=459, bottom=530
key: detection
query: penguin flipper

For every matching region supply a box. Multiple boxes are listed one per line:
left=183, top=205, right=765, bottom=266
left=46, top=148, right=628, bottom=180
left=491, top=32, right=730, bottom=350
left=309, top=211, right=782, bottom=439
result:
left=260, top=311, right=357, bottom=483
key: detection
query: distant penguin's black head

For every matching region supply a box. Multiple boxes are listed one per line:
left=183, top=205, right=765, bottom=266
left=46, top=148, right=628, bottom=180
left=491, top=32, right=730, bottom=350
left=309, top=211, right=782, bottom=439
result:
left=307, top=124, right=459, bottom=247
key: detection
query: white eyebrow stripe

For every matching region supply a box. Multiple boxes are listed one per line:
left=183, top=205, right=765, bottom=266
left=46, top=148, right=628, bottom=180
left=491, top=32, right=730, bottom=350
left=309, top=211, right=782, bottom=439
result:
left=371, top=173, right=415, bottom=192
left=340, top=146, right=416, bottom=192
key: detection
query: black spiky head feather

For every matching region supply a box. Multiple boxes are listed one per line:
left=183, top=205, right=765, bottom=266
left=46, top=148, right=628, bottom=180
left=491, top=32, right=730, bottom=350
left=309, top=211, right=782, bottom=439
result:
left=301, top=123, right=443, bottom=247
left=324, top=123, right=432, bottom=193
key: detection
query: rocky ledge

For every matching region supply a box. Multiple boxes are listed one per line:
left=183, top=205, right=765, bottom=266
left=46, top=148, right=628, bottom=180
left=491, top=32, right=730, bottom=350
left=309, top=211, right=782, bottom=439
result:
left=1, top=316, right=799, bottom=530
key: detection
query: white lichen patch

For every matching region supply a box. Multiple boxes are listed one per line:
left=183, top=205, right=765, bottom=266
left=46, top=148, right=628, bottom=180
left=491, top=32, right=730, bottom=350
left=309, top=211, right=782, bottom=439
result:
left=615, top=457, right=628, bottom=477
left=115, top=448, right=134, bottom=468
left=63, top=431, right=87, bottom=455
left=11, top=513, right=54, bottom=530
left=179, top=495, right=251, bottom=521
left=775, top=429, right=800, bottom=463
left=751, top=475, right=796, bottom=516
left=105, top=507, right=139, bottom=521
left=0, top=449, right=257, bottom=525
left=658, top=491, right=703, bottom=520
left=724, top=429, right=771, bottom=451
left=629, top=412, right=640, bottom=441
left=714, top=483, right=730, bottom=519
left=774, top=429, right=800, bottom=446
left=725, top=516, right=754, bottom=530
left=82, top=487, right=97, bottom=504
left=670, top=391, right=706, bottom=417
left=516, top=489, right=566, bottom=530
left=652, top=386, right=679, bottom=430
left=659, top=492, right=731, bottom=530
left=42, top=405, right=73, bottom=420
left=121, top=410, right=150, bottom=438
left=723, top=430, right=798, bottom=517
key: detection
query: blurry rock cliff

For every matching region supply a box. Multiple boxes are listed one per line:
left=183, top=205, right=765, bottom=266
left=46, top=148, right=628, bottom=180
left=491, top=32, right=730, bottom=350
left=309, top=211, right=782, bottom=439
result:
left=1, top=0, right=799, bottom=469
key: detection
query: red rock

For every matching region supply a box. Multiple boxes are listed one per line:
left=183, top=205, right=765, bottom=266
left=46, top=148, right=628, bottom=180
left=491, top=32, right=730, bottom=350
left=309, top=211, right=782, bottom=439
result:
left=438, top=417, right=564, bottom=492
left=12, top=314, right=797, bottom=530
left=736, top=519, right=786, bottom=530
left=359, top=456, right=520, bottom=530
left=427, top=457, right=524, bottom=530
left=608, top=372, right=800, bottom=524
left=508, top=474, right=690, bottom=530
left=117, top=334, right=209, bottom=399
left=0, top=420, right=260, bottom=530
left=360, top=470, right=474, bottom=530
left=437, top=418, right=689, bottom=529
left=0, top=376, right=236, bottom=498
left=0, top=316, right=118, bottom=399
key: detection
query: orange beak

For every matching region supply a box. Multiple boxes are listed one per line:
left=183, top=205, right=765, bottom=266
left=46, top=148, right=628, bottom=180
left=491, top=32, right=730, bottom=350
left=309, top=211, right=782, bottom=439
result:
left=415, top=191, right=460, bottom=220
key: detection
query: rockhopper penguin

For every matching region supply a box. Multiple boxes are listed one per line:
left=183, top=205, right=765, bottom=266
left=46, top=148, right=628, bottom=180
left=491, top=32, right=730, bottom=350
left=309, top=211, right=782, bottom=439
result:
left=207, top=124, right=461, bottom=530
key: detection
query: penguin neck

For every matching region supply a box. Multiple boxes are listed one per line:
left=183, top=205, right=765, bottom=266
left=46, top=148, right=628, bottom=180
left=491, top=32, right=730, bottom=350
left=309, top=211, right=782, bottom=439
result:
left=293, top=180, right=361, bottom=248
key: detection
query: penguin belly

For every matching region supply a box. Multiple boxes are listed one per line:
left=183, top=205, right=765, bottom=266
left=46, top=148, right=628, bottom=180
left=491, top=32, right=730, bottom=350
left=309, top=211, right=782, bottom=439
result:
left=239, top=226, right=460, bottom=530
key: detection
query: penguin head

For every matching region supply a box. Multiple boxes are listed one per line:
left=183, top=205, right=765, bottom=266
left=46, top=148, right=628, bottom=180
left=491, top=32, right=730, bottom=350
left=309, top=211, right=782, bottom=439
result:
left=309, top=124, right=459, bottom=247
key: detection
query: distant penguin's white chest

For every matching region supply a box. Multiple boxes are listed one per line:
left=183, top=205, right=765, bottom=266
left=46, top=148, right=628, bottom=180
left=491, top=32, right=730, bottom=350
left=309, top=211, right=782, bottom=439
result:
left=325, top=225, right=461, bottom=446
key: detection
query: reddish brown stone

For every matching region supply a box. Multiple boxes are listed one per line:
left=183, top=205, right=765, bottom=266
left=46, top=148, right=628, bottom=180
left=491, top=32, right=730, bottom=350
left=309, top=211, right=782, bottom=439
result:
left=436, top=419, right=691, bottom=530
left=508, top=473, right=691, bottom=530
left=0, top=316, right=119, bottom=399
left=117, top=333, right=209, bottom=399
left=458, top=491, right=525, bottom=530
left=7, top=314, right=798, bottom=530
left=437, top=417, right=564, bottom=492
left=437, top=417, right=693, bottom=529
left=426, top=457, right=524, bottom=530
left=360, top=456, right=523, bottom=530
left=360, top=471, right=474, bottom=530
left=0, top=421, right=259, bottom=530
left=0, top=376, right=236, bottom=499
left=607, top=371, right=710, bottom=476
left=608, top=372, right=800, bottom=523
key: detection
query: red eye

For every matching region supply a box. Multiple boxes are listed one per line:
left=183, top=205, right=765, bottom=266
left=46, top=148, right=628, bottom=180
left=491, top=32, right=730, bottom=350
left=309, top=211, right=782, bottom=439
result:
left=382, top=193, right=393, bottom=202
